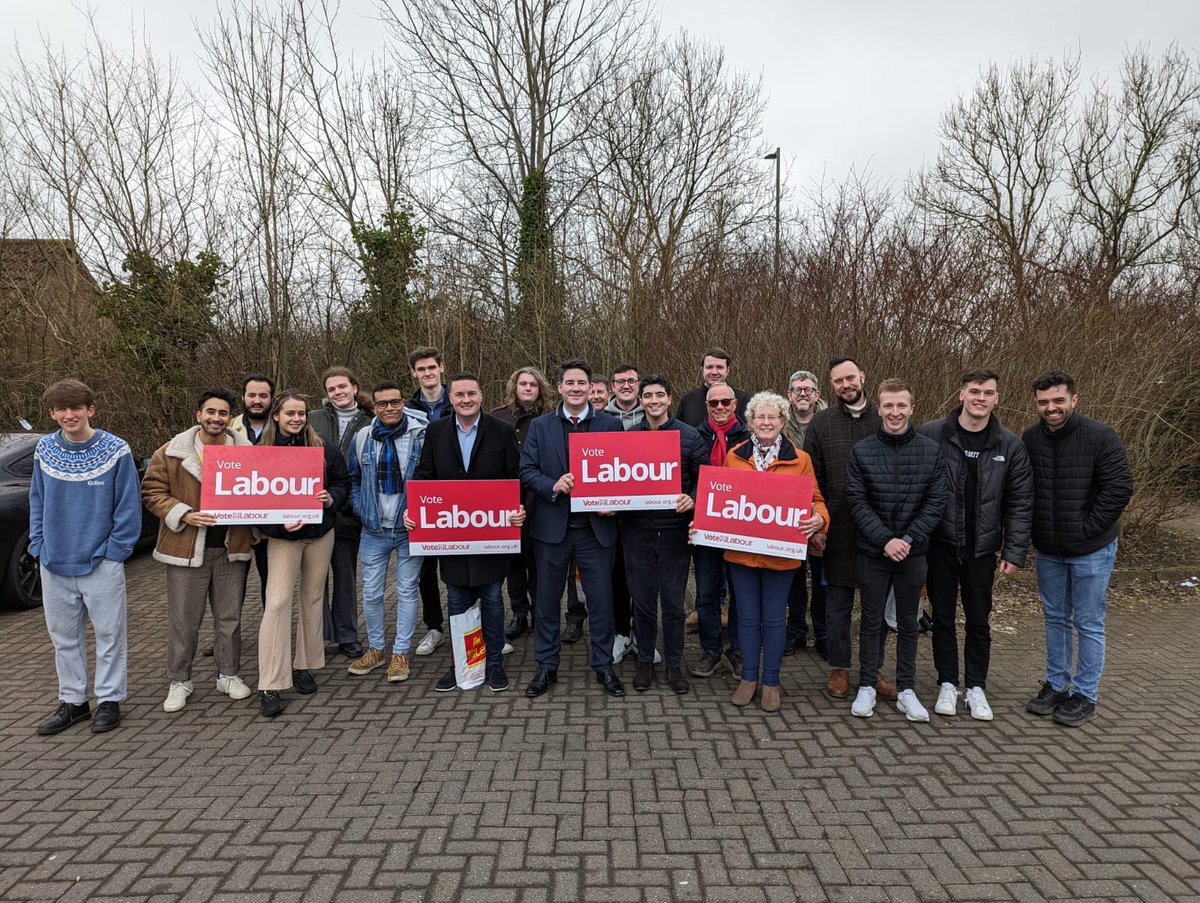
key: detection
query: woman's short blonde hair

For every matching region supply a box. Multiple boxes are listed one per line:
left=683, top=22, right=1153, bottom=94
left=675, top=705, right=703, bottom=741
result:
left=745, top=390, right=789, bottom=422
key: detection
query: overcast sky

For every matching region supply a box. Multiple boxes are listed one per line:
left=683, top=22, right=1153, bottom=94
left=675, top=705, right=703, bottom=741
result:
left=3, top=0, right=1196, bottom=197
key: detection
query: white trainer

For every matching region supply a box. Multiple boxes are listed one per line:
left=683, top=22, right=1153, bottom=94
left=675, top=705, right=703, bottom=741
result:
left=653, top=648, right=662, bottom=665
left=934, top=682, right=959, bottom=716
left=502, top=642, right=514, bottom=655
left=415, top=629, right=444, bottom=656
left=612, top=634, right=630, bottom=665
left=216, top=674, right=253, bottom=700
left=163, top=680, right=193, bottom=713
left=851, top=685, right=877, bottom=718
left=897, top=689, right=931, bottom=722
left=965, top=686, right=994, bottom=721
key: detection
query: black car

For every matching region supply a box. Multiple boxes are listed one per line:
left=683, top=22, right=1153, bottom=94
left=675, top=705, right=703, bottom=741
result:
left=0, top=432, right=157, bottom=610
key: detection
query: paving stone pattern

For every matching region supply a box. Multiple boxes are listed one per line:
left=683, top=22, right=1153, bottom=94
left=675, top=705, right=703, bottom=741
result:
left=1, top=555, right=1198, bottom=902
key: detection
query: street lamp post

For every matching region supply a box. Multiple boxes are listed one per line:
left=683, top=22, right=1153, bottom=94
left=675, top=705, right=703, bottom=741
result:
left=763, top=147, right=780, bottom=283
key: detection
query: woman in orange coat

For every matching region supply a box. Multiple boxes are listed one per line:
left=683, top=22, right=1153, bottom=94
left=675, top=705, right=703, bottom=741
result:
left=722, top=391, right=829, bottom=712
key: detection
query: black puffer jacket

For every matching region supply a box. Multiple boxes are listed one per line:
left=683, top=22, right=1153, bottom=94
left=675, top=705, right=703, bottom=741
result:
left=846, top=426, right=948, bottom=557
left=918, top=408, right=1033, bottom=566
left=258, top=437, right=351, bottom=541
left=309, top=402, right=373, bottom=538
left=620, top=416, right=709, bottom=529
left=1021, top=412, right=1133, bottom=557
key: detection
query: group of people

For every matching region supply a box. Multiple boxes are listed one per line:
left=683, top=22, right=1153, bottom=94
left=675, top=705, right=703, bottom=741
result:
left=28, top=345, right=1133, bottom=735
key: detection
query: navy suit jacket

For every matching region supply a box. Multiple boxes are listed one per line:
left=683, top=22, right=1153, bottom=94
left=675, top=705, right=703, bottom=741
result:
left=519, top=407, right=623, bottom=546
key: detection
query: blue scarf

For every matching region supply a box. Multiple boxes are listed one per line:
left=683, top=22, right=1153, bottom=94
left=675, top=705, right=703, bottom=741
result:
left=372, top=419, right=406, bottom=495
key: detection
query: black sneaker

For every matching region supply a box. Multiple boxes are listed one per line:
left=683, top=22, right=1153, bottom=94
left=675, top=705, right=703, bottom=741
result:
left=504, top=614, right=528, bottom=641
left=91, top=701, right=121, bottom=733
left=487, top=666, right=510, bottom=693
left=37, top=700, right=91, bottom=735
left=1026, top=681, right=1070, bottom=716
left=292, top=669, right=318, bottom=695
left=260, top=690, right=284, bottom=717
left=726, top=651, right=743, bottom=679
left=1052, top=692, right=1096, bottom=727
left=562, top=621, right=584, bottom=644
left=434, top=669, right=458, bottom=692
left=338, top=642, right=363, bottom=658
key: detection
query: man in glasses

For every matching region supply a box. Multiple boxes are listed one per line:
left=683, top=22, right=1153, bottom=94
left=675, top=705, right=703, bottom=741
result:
left=604, top=363, right=645, bottom=429
left=601, top=363, right=642, bottom=662
left=783, top=370, right=829, bottom=658
left=677, top=347, right=750, bottom=427
left=691, top=382, right=749, bottom=678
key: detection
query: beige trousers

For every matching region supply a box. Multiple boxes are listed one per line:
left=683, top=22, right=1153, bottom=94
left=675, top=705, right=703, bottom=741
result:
left=258, top=531, right=335, bottom=691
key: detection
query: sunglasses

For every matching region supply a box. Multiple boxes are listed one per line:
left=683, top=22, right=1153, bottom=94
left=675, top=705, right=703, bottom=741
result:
left=706, top=398, right=735, bottom=408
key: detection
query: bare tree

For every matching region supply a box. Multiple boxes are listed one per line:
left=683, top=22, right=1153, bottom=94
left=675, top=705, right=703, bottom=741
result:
left=1066, top=44, right=1200, bottom=299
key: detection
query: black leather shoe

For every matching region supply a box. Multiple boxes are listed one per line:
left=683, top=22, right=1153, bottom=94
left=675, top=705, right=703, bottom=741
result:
left=434, top=669, right=458, bottom=692
left=37, top=701, right=90, bottom=735
left=505, top=614, right=528, bottom=641
left=596, top=668, right=626, bottom=697
left=339, top=642, right=363, bottom=658
left=260, top=690, right=284, bottom=717
left=91, top=701, right=121, bottom=733
left=633, top=660, right=654, bottom=692
left=292, top=669, right=318, bottom=695
left=525, top=668, right=558, bottom=697
left=562, top=621, right=584, bottom=644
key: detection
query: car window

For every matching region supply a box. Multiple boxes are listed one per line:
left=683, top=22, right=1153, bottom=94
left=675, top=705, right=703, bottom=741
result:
left=6, top=452, right=34, bottom=478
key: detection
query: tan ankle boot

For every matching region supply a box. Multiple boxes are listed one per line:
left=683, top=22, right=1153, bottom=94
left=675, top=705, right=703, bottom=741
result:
left=760, top=684, right=781, bottom=713
left=730, top=680, right=758, bottom=707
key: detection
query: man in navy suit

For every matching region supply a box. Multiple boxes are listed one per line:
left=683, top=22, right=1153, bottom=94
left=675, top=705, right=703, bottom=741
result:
left=519, top=359, right=626, bottom=698
left=408, top=373, right=525, bottom=693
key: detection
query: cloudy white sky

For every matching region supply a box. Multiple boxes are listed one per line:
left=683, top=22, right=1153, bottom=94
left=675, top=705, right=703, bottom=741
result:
left=2, top=0, right=1196, bottom=196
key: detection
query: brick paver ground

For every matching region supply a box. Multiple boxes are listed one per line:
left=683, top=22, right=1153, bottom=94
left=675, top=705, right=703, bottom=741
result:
left=1, top=555, right=1197, bottom=902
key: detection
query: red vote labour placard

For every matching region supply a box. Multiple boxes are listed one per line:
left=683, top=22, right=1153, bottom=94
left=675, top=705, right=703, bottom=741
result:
left=407, top=479, right=522, bottom=556
left=200, top=445, right=325, bottom=524
left=691, top=464, right=814, bottom=560
left=568, top=430, right=682, bottom=511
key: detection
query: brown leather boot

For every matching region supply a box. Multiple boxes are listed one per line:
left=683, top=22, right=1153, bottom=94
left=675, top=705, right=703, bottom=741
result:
left=730, top=680, right=758, bottom=707
left=760, top=684, right=781, bottom=713
left=876, top=676, right=899, bottom=700
left=826, top=668, right=849, bottom=698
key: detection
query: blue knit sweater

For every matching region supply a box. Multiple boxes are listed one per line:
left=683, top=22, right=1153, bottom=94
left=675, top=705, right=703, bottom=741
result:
left=29, top=429, right=143, bottom=576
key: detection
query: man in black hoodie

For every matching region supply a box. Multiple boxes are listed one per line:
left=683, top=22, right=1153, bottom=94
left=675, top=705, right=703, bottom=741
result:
left=918, top=368, right=1033, bottom=722
left=1022, top=371, right=1132, bottom=727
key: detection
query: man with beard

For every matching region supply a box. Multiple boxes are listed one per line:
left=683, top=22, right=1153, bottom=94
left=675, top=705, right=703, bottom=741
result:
left=228, top=374, right=275, bottom=615
left=677, top=348, right=751, bottom=427
left=918, top=368, right=1033, bottom=722
left=804, top=357, right=896, bottom=702
left=142, top=389, right=255, bottom=713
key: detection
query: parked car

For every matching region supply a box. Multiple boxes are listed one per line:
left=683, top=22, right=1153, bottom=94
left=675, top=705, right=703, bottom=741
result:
left=0, top=432, right=157, bottom=610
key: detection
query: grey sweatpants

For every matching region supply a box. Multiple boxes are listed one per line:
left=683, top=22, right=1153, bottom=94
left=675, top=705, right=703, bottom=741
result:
left=41, top=559, right=128, bottom=704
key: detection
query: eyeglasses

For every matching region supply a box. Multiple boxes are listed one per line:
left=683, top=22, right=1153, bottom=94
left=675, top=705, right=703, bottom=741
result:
left=375, top=399, right=404, bottom=409
left=789, top=386, right=816, bottom=396
left=706, top=398, right=735, bottom=408
left=612, top=378, right=638, bottom=387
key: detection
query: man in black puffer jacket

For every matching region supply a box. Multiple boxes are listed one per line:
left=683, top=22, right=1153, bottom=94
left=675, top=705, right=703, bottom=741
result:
left=1022, top=371, right=1132, bottom=728
left=846, top=378, right=948, bottom=722
left=917, top=368, right=1033, bottom=723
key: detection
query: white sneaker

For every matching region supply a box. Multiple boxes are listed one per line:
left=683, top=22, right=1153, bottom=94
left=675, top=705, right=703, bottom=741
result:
left=851, top=685, right=877, bottom=718
left=163, top=680, right=192, bottom=713
left=612, top=634, right=630, bottom=665
left=935, top=682, right=959, bottom=716
left=502, top=642, right=514, bottom=655
left=897, top=689, right=931, bottom=722
left=653, top=648, right=662, bottom=665
left=216, top=674, right=253, bottom=701
left=415, top=629, right=444, bottom=656
left=965, top=686, right=994, bottom=721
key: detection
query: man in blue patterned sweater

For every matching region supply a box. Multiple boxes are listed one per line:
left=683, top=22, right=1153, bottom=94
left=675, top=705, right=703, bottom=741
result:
left=29, top=380, right=143, bottom=735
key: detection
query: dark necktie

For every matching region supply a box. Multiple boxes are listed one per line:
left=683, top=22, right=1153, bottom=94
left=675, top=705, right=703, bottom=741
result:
left=570, top=416, right=579, bottom=426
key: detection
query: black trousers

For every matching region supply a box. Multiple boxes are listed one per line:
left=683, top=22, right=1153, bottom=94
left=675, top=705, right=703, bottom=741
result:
left=926, top=541, right=996, bottom=689
left=622, top=523, right=690, bottom=668
left=323, top=533, right=360, bottom=644
left=786, top=556, right=827, bottom=646
left=253, top=541, right=270, bottom=609
left=858, top=553, right=927, bottom=692
left=420, top=556, right=443, bottom=631
left=506, top=529, right=536, bottom=619
left=611, top=537, right=631, bottom=637
left=533, top=527, right=615, bottom=672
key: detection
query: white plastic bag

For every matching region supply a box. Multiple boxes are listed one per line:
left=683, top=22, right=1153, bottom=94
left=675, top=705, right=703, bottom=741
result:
left=450, top=602, right=487, bottom=689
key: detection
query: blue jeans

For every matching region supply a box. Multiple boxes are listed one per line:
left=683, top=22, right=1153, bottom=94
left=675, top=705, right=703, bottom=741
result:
left=1036, top=540, right=1117, bottom=703
left=359, top=529, right=423, bottom=655
left=692, top=545, right=738, bottom=658
left=446, top=581, right=506, bottom=670
left=727, top=563, right=793, bottom=687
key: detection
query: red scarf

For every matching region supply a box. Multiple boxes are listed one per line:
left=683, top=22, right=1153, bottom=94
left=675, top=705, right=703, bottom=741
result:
left=707, top=416, right=738, bottom=466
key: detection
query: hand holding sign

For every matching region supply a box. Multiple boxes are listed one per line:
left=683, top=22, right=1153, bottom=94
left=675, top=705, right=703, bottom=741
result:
left=553, top=473, right=575, bottom=495
left=692, top=465, right=815, bottom=560
left=568, top=431, right=682, bottom=512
